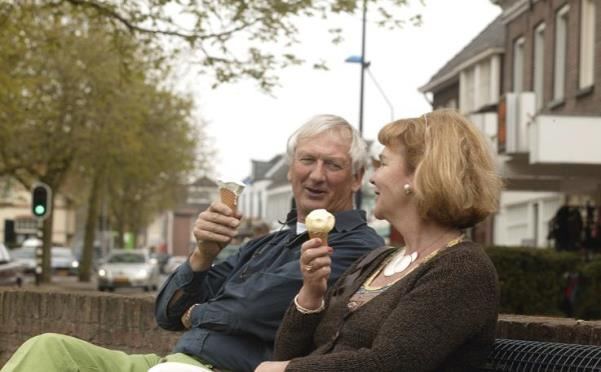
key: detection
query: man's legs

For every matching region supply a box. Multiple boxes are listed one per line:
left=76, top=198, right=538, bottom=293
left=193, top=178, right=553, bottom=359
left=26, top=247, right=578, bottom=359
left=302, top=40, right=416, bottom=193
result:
left=1, top=333, right=161, bottom=372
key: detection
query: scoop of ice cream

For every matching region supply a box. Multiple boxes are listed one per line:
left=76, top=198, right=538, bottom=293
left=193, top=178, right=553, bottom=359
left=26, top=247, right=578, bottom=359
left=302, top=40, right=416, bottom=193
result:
left=305, top=209, right=335, bottom=233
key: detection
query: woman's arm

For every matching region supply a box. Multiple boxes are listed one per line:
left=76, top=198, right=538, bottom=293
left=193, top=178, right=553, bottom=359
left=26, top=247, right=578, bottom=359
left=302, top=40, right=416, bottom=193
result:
left=271, top=238, right=332, bottom=359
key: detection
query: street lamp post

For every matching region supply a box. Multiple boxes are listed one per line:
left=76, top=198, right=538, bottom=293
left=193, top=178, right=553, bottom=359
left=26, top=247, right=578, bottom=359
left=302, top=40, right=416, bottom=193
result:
left=358, top=0, right=367, bottom=138
left=350, top=0, right=368, bottom=210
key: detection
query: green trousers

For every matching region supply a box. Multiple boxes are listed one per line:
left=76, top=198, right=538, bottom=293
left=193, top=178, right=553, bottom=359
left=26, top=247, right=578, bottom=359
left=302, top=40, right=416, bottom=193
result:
left=1, top=333, right=211, bottom=372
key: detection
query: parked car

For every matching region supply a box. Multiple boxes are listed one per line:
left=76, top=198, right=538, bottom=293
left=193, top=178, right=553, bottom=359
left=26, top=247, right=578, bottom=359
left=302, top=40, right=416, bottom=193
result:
left=12, top=238, right=42, bottom=273
left=150, top=251, right=171, bottom=274
left=163, top=255, right=187, bottom=274
left=73, top=243, right=105, bottom=272
left=97, top=249, right=160, bottom=292
left=51, top=247, right=79, bottom=276
left=0, top=243, right=25, bottom=286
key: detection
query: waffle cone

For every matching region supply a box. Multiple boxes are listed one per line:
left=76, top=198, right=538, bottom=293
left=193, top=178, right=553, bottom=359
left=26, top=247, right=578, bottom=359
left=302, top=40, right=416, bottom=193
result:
left=308, top=231, right=329, bottom=245
left=220, top=188, right=238, bottom=211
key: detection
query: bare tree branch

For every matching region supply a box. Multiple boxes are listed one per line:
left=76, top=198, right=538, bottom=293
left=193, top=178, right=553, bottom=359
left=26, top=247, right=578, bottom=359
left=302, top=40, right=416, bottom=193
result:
left=58, top=0, right=265, bottom=42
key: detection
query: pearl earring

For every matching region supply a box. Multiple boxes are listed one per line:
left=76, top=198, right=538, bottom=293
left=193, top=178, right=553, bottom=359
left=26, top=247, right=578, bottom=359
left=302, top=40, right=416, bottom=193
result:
left=403, top=184, right=413, bottom=195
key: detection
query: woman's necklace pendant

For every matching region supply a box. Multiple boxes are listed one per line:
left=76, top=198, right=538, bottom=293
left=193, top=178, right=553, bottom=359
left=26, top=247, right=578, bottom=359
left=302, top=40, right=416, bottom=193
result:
left=383, top=251, right=418, bottom=277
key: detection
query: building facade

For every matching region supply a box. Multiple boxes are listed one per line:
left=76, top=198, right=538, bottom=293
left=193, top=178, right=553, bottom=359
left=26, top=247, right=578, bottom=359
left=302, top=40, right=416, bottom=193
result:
left=498, top=0, right=600, bottom=248
left=145, top=176, right=219, bottom=256
left=239, top=155, right=293, bottom=229
left=421, top=0, right=601, bottom=248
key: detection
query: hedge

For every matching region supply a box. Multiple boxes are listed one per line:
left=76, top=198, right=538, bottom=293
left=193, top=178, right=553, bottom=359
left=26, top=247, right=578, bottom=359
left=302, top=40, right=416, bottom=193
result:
left=485, top=246, right=601, bottom=319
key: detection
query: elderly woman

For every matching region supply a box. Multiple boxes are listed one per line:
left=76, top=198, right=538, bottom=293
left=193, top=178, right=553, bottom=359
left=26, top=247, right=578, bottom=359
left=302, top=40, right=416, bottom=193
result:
left=256, top=109, right=503, bottom=372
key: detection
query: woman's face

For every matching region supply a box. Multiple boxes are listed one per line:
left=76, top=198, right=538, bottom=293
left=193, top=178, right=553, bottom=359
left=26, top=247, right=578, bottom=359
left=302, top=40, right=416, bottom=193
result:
left=369, top=144, right=413, bottom=221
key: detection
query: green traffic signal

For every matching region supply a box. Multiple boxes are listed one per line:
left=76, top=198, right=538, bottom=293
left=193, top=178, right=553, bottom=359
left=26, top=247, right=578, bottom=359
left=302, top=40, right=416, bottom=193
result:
left=34, top=205, right=46, bottom=216
left=31, top=183, right=51, bottom=219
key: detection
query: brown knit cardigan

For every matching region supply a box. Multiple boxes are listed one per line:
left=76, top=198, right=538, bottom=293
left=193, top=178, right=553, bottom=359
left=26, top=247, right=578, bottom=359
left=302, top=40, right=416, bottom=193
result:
left=273, top=241, right=499, bottom=371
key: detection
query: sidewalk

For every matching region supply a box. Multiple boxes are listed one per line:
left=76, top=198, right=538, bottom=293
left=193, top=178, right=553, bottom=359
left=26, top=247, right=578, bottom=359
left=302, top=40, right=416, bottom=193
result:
left=21, top=276, right=96, bottom=292
left=18, top=276, right=158, bottom=296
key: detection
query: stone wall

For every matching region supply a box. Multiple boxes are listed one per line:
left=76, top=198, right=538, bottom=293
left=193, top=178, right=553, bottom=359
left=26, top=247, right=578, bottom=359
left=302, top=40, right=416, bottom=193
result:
left=3, top=289, right=601, bottom=367
left=0, top=289, right=180, bottom=366
left=496, top=314, right=601, bottom=345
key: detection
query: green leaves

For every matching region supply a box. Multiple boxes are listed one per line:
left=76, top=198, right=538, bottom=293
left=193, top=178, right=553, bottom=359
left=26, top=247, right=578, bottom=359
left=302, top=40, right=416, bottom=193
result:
left=0, top=1, right=204, bottom=240
left=38, top=0, right=419, bottom=92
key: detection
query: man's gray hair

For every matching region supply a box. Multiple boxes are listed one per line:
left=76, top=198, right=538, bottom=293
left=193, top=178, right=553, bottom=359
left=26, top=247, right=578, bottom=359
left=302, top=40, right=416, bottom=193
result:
left=286, top=114, right=368, bottom=175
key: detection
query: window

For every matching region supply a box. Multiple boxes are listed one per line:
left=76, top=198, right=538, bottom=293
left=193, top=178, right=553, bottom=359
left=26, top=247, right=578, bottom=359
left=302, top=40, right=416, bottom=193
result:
left=14, top=217, right=37, bottom=234
left=533, top=23, right=546, bottom=109
left=513, top=37, right=525, bottom=93
left=579, top=0, right=595, bottom=89
left=459, top=56, right=500, bottom=113
left=462, top=67, right=475, bottom=112
left=554, top=5, right=570, bottom=101
left=478, top=60, right=491, bottom=107
left=257, top=191, right=263, bottom=218
left=490, top=55, right=501, bottom=103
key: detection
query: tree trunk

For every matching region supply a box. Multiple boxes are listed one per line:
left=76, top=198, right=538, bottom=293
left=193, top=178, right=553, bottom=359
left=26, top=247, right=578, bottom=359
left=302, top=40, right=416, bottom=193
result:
left=79, top=171, right=101, bottom=282
left=116, top=224, right=125, bottom=249
left=131, top=230, right=137, bottom=248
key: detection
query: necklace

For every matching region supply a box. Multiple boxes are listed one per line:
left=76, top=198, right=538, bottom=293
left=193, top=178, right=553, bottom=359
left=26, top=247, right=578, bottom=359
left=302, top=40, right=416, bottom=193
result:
left=365, top=234, right=465, bottom=290
left=383, top=249, right=417, bottom=277
left=382, top=231, right=460, bottom=277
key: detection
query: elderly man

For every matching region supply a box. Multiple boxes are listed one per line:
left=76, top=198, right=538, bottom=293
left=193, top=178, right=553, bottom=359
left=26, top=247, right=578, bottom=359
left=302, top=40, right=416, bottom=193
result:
left=2, top=115, right=384, bottom=372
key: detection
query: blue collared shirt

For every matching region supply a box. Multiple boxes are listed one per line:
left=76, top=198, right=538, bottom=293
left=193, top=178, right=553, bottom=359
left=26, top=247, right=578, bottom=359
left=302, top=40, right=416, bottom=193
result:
left=155, top=209, right=384, bottom=371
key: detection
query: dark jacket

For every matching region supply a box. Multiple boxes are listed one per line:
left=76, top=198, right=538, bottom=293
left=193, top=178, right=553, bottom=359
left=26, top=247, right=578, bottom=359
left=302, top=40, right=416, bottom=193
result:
left=155, top=209, right=384, bottom=372
left=274, top=241, right=499, bottom=372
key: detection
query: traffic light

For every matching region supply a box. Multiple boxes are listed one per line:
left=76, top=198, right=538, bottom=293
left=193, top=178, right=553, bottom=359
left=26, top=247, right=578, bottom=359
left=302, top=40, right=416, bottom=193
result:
left=31, top=183, right=52, bottom=219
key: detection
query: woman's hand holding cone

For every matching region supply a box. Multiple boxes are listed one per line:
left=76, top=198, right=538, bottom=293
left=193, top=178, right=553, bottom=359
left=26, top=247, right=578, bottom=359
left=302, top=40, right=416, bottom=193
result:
left=297, top=237, right=333, bottom=310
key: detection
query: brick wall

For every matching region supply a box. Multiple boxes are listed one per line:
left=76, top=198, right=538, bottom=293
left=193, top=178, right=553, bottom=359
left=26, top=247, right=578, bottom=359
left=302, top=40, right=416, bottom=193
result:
left=504, top=0, right=601, bottom=115
left=3, top=289, right=601, bottom=367
left=0, top=289, right=180, bottom=366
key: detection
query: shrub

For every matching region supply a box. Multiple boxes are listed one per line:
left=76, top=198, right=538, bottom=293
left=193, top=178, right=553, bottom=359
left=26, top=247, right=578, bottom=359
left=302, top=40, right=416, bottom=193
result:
left=574, top=260, right=601, bottom=319
left=485, top=246, right=582, bottom=317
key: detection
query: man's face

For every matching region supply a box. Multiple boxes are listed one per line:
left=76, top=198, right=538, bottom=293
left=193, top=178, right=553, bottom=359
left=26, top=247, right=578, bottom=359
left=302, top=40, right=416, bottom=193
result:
left=288, top=130, right=362, bottom=222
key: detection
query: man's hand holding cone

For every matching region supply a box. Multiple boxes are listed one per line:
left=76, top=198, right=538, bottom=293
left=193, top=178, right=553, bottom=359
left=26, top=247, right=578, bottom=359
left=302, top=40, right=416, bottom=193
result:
left=190, top=179, right=245, bottom=272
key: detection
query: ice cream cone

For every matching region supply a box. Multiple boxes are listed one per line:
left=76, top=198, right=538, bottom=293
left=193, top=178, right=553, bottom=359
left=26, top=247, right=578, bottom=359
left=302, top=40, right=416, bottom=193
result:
left=217, top=179, right=245, bottom=212
left=308, top=231, right=329, bottom=245
left=305, top=209, right=335, bottom=246
left=220, top=188, right=238, bottom=211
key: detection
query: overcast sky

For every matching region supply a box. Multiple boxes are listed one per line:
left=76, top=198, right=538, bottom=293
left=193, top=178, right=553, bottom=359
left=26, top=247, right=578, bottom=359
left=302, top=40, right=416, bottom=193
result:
left=177, top=0, right=501, bottom=182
